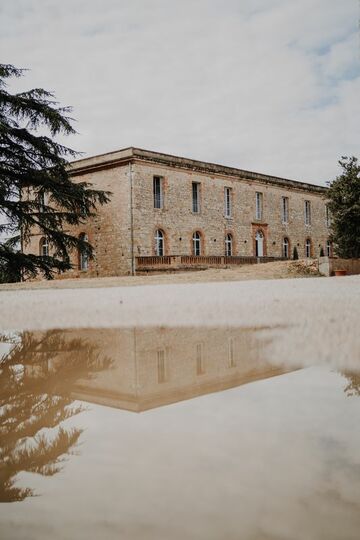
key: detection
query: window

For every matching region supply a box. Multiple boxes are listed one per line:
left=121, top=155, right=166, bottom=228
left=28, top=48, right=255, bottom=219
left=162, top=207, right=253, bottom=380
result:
left=255, top=230, right=264, bottom=257
left=193, top=231, right=202, bottom=256
left=79, top=233, right=89, bottom=270
left=281, top=197, right=289, bottom=224
left=157, top=349, right=166, bottom=383
left=39, top=237, right=49, bottom=257
left=228, top=338, right=235, bottom=368
left=192, top=182, right=200, bottom=213
left=304, top=200, right=311, bottom=225
left=305, top=238, right=311, bottom=258
left=326, top=240, right=332, bottom=257
left=325, top=204, right=331, bottom=228
left=38, top=192, right=47, bottom=213
left=224, top=187, right=232, bottom=218
left=225, top=233, right=233, bottom=256
left=153, top=176, right=163, bottom=209
left=255, top=192, right=263, bottom=220
left=155, top=229, right=165, bottom=256
left=283, top=237, right=289, bottom=258
left=196, top=343, right=204, bottom=375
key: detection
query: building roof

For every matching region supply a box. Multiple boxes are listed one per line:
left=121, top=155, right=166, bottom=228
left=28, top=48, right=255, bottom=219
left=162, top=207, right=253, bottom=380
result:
left=69, top=146, right=327, bottom=194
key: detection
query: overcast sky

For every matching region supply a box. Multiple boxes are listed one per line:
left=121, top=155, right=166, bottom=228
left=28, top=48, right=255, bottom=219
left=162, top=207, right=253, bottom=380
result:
left=1, top=0, right=359, bottom=185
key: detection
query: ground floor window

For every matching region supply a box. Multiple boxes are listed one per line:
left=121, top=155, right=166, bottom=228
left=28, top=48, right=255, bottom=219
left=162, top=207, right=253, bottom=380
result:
left=79, top=233, right=89, bottom=270
left=305, top=238, right=312, bottom=258
left=225, top=233, right=233, bottom=256
left=193, top=231, right=202, bottom=256
left=326, top=239, right=332, bottom=257
left=255, top=230, right=264, bottom=257
left=39, top=237, right=49, bottom=257
left=283, top=237, right=289, bottom=258
left=155, top=229, right=165, bottom=256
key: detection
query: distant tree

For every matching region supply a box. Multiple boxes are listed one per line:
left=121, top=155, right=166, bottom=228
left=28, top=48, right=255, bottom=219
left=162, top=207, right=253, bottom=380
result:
left=292, top=246, right=299, bottom=260
left=327, top=156, right=360, bottom=258
left=0, top=63, right=111, bottom=281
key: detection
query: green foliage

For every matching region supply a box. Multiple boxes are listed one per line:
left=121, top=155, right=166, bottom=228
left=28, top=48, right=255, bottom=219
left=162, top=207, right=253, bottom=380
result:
left=0, top=63, right=111, bottom=281
left=292, top=246, right=298, bottom=260
left=327, top=156, right=360, bottom=258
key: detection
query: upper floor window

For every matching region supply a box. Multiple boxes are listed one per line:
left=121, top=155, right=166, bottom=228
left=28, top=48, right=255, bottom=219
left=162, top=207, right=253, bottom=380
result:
left=255, top=192, right=263, bottom=220
left=305, top=238, right=311, bottom=258
left=192, top=231, right=202, bottom=256
left=79, top=232, right=89, bottom=271
left=38, top=192, right=47, bottom=213
left=155, top=229, right=165, bottom=256
left=225, top=233, right=233, bottom=256
left=192, top=182, right=200, bottom=213
left=281, top=197, right=289, bottom=224
left=39, top=237, right=49, bottom=257
left=304, top=200, right=311, bottom=225
left=153, top=176, right=163, bottom=209
left=325, top=204, right=331, bottom=228
left=224, top=187, right=232, bottom=218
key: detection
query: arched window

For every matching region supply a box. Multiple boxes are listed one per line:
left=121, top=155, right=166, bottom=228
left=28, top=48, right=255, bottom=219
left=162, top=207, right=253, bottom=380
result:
left=225, top=233, right=233, bottom=256
left=39, top=237, right=49, bottom=257
left=193, top=231, right=202, bottom=256
left=305, top=238, right=311, bottom=258
left=283, top=237, right=289, bottom=258
left=79, top=233, right=89, bottom=271
left=155, top=229, right=165, bottom=256
left=326, top=240, right=332, bottom=257
left=255, top=230, right=264, bottom=257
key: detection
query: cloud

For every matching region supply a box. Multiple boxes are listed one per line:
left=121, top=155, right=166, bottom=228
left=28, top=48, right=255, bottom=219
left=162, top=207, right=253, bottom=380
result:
left=1, top=0, right=359, bottom=185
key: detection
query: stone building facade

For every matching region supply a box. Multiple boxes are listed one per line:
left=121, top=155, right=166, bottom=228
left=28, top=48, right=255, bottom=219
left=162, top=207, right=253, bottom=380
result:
left=24, top=147, right=330, bottom=278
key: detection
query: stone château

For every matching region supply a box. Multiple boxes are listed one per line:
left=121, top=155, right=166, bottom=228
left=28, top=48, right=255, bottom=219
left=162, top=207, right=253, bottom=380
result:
left=24, top=147, right=331, bottom=277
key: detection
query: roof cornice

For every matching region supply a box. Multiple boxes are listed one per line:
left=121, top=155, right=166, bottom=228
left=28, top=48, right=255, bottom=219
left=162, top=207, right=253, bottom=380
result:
left=68, top=146, right=328, bottom=194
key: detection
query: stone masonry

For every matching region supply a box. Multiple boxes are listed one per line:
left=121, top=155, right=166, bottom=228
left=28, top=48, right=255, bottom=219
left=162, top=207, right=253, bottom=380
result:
left=24, top=147, right=330, bottom=278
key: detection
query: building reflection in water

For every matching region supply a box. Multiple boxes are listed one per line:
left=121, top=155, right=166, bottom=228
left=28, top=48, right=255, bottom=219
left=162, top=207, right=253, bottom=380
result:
left=9, top=324, right=358, bottom=503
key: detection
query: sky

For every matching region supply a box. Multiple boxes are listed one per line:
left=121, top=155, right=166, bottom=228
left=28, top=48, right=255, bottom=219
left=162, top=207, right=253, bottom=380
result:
left=1, top=0, right=360, bottom=186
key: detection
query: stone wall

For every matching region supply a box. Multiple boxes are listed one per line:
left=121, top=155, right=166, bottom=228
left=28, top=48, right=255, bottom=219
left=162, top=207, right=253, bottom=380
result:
left=132, top=160, right=330, bottom=261
left=24, top=163, right=133, bottom=278
left=319, top=257, right=360, bottom=276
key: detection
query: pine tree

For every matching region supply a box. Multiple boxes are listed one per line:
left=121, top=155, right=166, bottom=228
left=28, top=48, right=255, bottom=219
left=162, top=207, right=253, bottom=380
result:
left=327, top=156, right=360, bottom=258
left=0, top=64, right=110, bottom=281
left=292, top=246, right=298, bottom=260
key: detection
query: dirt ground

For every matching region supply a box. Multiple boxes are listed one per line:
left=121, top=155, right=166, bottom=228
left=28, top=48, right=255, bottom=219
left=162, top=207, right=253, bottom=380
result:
left=0, top=259, right=321, bottom=290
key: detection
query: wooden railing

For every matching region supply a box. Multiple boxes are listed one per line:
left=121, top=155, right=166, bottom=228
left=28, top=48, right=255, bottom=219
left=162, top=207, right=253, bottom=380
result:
left=136, top=256, right=172, bottom=266
left=136, top=255, right=286, bottom=270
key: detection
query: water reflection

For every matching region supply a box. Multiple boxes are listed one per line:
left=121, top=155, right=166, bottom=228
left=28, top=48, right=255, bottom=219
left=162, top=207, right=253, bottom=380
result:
left=1, top=325, right=358, bottom=508
left=0, top=330, right=112, bottom=502
left=10, top=326, right=290, bottom=412
left=342, top=372, right=360, bottom=397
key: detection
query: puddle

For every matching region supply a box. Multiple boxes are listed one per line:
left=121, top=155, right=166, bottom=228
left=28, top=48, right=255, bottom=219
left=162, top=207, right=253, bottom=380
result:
left=1, top=326, right=360, bottom=539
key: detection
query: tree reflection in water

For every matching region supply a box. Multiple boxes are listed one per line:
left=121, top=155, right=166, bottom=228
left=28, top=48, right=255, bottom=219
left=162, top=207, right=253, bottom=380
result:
left=342, top=372, right=360, bottom=397
left=0, top=330, right=112, bottom=502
